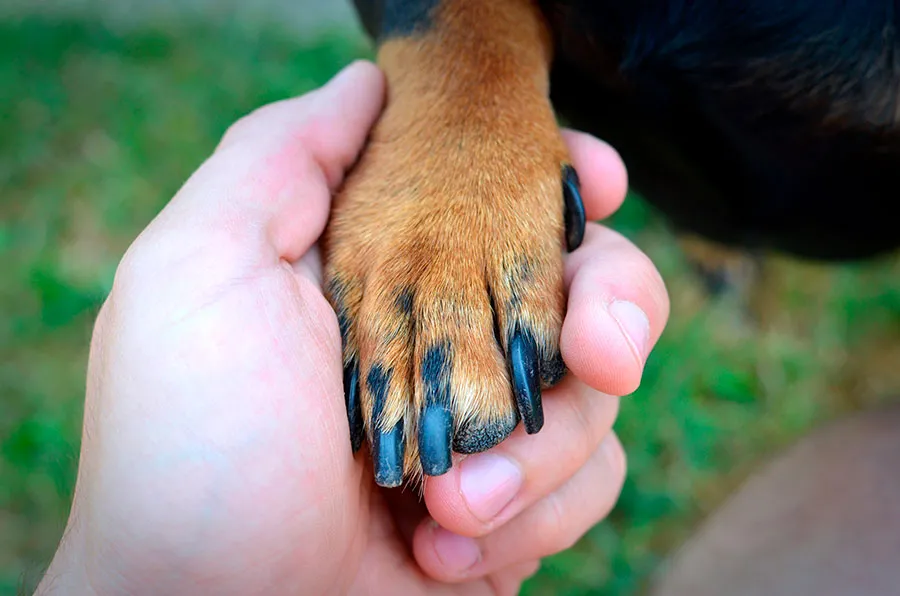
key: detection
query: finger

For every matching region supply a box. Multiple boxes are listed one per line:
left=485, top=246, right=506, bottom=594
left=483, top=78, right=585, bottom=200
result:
left=138, top=60, right=385, bottom=262
left=414, top=433, right=626, bottom=582
left=562, top=223, right=670, bottom=395
left=422, top=376, right=618, bottom=536
left=215, top=59, right=383, bottom=192
left=562, top=129, right=628, bottom=221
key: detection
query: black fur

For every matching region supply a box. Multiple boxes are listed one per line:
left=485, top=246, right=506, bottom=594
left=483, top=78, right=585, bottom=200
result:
left=353, top=0, right=900, bottom=261
left=353, top=0, right=440, bottom=39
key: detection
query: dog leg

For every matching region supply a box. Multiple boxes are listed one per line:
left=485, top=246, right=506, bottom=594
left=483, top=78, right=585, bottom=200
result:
left=325, top=0, right=583, bottom=487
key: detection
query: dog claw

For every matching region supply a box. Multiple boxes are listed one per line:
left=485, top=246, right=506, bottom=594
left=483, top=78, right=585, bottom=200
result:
left=563, top=165, right=585, bottom=252
left=369, top=365, right=405, bottom=488
left=374, top=423, right=405, bottom=487
left=343, top=360, right=364, bottom=453
left=509, top=328, right=544, bottom=434
left=419, top=405, right=453, bottom=476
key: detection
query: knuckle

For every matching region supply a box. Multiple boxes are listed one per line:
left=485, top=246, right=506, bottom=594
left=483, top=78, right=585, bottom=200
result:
left=220, top=102, right=283, bottom=146
left=111, top=238, right=154, bottom=295
left=220, top=111, right=257, bottom=147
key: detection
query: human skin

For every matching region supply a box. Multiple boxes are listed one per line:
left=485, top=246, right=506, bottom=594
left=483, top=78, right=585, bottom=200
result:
left=36, top=61, right=669, bottom=595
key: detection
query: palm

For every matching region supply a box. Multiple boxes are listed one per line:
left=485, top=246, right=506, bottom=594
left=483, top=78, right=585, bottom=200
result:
left=222, top=254, right=522, bottom=594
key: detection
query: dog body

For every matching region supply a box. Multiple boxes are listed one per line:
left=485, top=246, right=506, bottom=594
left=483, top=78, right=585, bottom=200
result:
left=543, top=0, right=900, bottom=260
left=330, top=0, right=900, bottom=486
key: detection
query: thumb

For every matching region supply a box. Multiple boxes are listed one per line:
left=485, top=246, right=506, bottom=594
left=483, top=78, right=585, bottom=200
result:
left=143, top=60, right=386, bottom=262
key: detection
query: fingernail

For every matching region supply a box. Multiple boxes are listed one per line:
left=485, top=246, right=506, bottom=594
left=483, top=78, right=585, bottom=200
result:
left=432, top=525, right=481, bottom=574
left=460, top=453, right=523, bottom=522
left=609, top=300, right=650, bottom=362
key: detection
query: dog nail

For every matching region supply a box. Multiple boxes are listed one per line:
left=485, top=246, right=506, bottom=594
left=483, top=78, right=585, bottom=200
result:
left=419, top=404, right=453, bottom=476
left=509, top=328, right=544, bottom=434
left=563, top=165, right=585, bottom=252
left=368, top=365, right=405, bottom=487
left=419, top=343, right=454, bottom=475
left=343, top=359, right=364, bottom=453
left=374, top=422, right=405, bottom=487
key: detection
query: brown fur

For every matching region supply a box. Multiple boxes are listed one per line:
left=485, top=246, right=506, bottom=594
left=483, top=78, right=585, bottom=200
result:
left=324, top=0, right=570, bottom=481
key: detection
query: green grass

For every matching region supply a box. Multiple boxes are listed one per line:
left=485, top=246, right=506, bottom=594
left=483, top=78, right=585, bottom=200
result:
left=1, top=16, right=898, bottom=596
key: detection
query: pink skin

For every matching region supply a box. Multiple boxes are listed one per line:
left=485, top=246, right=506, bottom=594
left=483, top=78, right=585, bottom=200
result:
left=38, top=61, right=669, bottom=595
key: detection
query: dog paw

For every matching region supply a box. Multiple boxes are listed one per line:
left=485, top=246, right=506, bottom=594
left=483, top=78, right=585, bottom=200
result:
left=324, top=103, right=584, bottom=487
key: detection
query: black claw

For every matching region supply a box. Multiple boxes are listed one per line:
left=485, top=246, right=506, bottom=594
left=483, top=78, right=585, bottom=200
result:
left=419, top=343, right=453, bottom=476
left=373, top=423, right=405, bottom=488
left=368, top=365, right=405, bottom=488
left=419, top=405, right=452, bottom=475
left=343, top=360, right=364, bottom=453
left=509, top=328, right=544, bottom=434
left=453, top=414, right=519, bottom=454
left=563, top=165, right=585, bottom=252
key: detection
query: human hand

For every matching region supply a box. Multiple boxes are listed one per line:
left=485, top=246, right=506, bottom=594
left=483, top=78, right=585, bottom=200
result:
left=38, top=61, right=668, bottom=595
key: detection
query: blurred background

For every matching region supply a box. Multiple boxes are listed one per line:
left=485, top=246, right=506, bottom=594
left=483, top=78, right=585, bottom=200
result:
left=2, top=1, right=899, bottom=594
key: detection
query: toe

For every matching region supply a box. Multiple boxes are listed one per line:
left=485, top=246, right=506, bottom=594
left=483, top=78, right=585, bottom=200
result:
left=453, top=415, right=519, bottom=455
